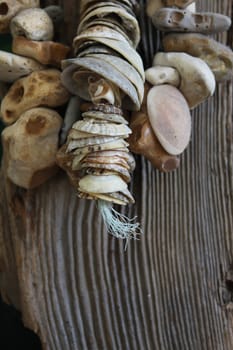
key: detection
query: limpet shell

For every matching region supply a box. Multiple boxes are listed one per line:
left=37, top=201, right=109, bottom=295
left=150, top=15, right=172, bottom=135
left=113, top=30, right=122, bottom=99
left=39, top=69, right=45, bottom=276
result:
left=66, top=136, right=123, bottom=151
left=78, top=174, right=127, bottom=193
left=80, top=163, right=131, bottom=182
left=62, top=58, right=140, bottom=110
left=82, top=111, right=128, bottom=124
left=72, top=119, right=132, bottom=136
left=72, top=139, right=129, bottom=155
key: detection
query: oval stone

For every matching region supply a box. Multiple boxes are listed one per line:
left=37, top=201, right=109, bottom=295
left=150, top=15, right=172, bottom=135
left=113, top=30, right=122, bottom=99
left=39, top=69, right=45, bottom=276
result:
left=147, top=85, right=191, bottom=155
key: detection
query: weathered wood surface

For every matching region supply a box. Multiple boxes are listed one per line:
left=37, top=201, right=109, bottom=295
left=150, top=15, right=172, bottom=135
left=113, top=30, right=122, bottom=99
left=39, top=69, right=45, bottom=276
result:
left=0, top=0, right=233, bottom=349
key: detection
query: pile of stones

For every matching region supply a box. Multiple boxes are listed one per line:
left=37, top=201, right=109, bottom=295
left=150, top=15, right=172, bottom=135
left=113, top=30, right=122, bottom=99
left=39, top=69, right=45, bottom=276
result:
left=0, top=2, right=70, bottom=189
left=129, top=0, right=233, bottom=172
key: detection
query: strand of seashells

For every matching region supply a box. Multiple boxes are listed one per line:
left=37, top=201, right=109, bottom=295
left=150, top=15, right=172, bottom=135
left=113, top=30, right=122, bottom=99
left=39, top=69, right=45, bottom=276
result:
left=129, top=0, right=233, bottom=170
left=0, top=3, right=71, bottom=189
left=58, top=0, right=145, bottom=240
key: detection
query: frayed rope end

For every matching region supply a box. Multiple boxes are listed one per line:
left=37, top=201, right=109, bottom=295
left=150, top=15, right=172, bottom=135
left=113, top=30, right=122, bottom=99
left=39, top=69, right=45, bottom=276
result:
left=97, top=200, right=142, bottom=248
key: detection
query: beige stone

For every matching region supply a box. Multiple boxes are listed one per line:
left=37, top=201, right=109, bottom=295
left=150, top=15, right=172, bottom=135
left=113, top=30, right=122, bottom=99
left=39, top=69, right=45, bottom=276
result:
left=153, top=52, right=216, bottom=108
left=163, top=33, right=233, bottom=81
left=0, top=69, right=70, bottom=124
left=0, top=50, right=44, bottom=83
left=0, top=0, right=39, bottom=33
left=145, top=66, right=180, bottom=87
left=129, top=111, right=180, bottom=172
left=147, top=0, right=195, bottom=17
left=147, top=85, right=191, bottom=155
left=12, top=36, right=70, bottom=67
left=10, top=8, right=54, bottom=41
left=2, top=107, right=62, bottom=189
left=152, top=8, right=231, bottom=34
left=163, top=0, right=195, bottom=7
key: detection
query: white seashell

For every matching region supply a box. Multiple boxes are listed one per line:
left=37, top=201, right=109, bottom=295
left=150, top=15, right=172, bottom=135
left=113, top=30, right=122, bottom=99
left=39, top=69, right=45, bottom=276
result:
left=78, top=174, right=127, bottom=193
left=66, top=136, right=121, bottom=151
left=72, top=119, right=131, bottom=136
left=72, top=139, right=129, bottom=155
left=62, top=57, right=140, bottom=111
left=80, top=162, right=131, bottom=182
left=72, top=36, right=145, bottom=80
left=60, top=96, right=81, bottom=145
left=85, top=54, right=144, bottom=104
left=82, top=111, right=128, bottom=124
left=77, top=6, right=140, bottom=47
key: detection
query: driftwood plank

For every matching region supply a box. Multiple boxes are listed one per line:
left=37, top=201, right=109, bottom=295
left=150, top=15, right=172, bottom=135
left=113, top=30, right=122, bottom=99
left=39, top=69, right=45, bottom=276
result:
left=0, top=1, right=233, bottom=349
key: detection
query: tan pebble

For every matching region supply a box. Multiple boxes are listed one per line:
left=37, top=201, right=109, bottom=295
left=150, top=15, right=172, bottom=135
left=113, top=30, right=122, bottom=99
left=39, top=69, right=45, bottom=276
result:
left=2, top=107, right=62, bottom=189
left=0, top=50, right=44, bottom=83
left=147, top=85, right=191, bottom=155
left=145, top=66, right=180, bottom=87
left=163, top=0, right=195, bottom=8
left=163, top=33, right=233, bottom=81
left=0, top=0, right=40, bottom=33
left=12, top=36, right=70, bottom=66
left=153, top=52, right=216, bottom=108
left=129, top=112, right=180, bottom=172
left=10, top=8, right=54, bottom=41
left=0, top=69, right=70, bottom=124
left=152, top=8, right=231, bottom=34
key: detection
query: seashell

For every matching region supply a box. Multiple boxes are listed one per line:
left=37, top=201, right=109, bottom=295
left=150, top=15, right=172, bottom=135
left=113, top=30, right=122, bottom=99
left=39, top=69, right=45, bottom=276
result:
left=73, top=25, right=130, bottom=48
left=84, top=53, right=144, bottom=104
left=77, top=44, right=119, bottom=57
left=89, top=150, right=130, bottom=159
left=62, top=58, right=140, bottom=110
left=77, top=5, right=140, bottom=47
left=87, top=77, right=121, bottom=106
left=82, top=111, right=128, bottom=124
left=78, top=174, right=127, bottom=193
left=80, top=0, right=135, bottom=17
left=80, top=19, right=134, bottom=47
left=80, top=163, right=131, bottom=183
left=147, top=85, right=191, bottom=155
left=67, top=129, right=96, bottom=140
left=77, top=190, right=128, bottom=206
left=83, top=155, right=130, bottom=169
left=72, top=139, right=129, bottom=155
left=86, top=103, right=123, bottom=115
left=66, top=136, right=122, bottom=151
left=72, top=119, right=131, bottom=136
left=153, top=52, right=216, bottom=109
left=72, top=36, right=145, bottom=80
left=60, top=96, right=81, bottom=145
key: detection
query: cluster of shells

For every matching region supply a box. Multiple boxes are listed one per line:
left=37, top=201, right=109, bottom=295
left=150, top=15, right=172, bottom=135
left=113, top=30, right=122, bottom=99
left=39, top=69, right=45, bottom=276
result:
left=129, top=0, right=233, bottom=170
left=58, top=0, right=145, bottom=205
left=0, top=2, right=71, bottom=188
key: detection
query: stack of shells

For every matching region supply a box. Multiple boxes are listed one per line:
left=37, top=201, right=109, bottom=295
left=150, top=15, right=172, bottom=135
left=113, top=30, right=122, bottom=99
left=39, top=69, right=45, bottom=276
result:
left=58, top=0, right=145, bottom=207
left=0, top=2, right=71, bottom=189
left=129, top=0, right=233, bottom=171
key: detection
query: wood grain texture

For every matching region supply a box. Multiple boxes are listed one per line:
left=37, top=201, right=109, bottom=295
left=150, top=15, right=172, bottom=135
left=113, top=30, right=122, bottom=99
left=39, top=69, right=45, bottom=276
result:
left=0, top=1, right=233, bottom=349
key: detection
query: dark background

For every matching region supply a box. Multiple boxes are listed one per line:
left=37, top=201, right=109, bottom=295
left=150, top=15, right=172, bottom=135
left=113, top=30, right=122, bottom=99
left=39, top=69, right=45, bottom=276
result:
left=0, top=295, right=41, bottom=349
